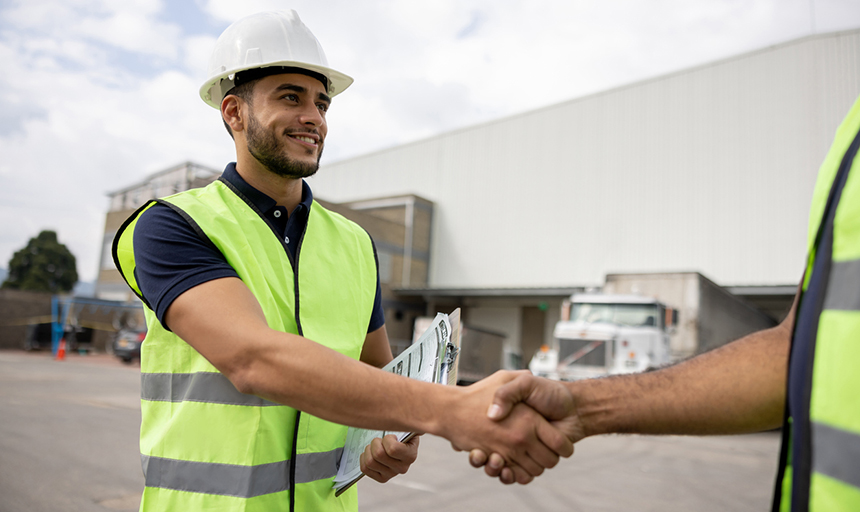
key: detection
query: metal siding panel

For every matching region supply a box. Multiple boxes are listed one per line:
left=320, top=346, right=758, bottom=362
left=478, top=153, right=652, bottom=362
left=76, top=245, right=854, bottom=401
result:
left=310, top=30, right=860, bottom=289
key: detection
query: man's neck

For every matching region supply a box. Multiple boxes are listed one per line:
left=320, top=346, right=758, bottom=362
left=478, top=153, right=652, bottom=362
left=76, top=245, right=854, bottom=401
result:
left=235, top=153, right=303, bottom=214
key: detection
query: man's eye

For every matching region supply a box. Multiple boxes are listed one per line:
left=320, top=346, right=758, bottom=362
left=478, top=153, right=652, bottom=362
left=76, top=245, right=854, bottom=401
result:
left=282, top=94, right=298, bottom=102
left=317, top=103, right=329, bottom=112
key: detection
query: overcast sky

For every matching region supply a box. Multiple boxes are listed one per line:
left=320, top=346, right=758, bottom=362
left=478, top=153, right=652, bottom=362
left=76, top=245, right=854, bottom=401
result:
left=1, top=0, right=859, bottom=284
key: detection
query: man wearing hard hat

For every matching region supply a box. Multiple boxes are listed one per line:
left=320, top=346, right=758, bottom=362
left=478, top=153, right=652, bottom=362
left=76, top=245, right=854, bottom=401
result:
left=113, top=10, right=575, bottom=512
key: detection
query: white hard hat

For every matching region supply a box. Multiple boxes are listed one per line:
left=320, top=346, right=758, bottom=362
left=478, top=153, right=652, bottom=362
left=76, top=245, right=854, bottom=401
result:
left=199, top=10, right=353, bottom=109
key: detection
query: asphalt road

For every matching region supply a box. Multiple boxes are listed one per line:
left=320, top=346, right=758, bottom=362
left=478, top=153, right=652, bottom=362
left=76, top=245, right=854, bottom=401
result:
left=0, top=350, right=781, bottom=511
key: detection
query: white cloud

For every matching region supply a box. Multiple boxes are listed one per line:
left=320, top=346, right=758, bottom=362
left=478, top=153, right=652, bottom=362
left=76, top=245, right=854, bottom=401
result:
left=4, top=0, right=182, bottom=60
left=75, top=11, right=182, bottom=60
left=183, top=34, right=218, bottom=80
left=813, top=0, right=860, bottom=32
left=201, top=0, right=294, bottom=23
left=0, top=0, right=231, bottom=280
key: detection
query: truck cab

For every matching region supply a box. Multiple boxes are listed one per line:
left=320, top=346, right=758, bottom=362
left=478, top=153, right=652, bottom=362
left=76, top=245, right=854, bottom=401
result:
left=529, top=293, right=676, bottom=380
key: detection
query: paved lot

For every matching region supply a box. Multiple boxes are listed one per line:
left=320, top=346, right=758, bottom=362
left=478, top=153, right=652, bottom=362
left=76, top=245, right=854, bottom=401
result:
left=0, top=350, right=781, bottom=511
left=0, top=351, right=142, bottom=512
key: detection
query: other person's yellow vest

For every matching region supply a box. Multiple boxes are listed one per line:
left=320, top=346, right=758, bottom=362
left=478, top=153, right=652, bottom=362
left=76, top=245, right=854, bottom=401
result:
left=774, top=94, right=860, bottom=511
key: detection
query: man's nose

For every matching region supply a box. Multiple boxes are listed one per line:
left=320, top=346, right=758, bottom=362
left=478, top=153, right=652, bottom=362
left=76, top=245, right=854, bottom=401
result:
left=298, top=103, right=324, bottom=126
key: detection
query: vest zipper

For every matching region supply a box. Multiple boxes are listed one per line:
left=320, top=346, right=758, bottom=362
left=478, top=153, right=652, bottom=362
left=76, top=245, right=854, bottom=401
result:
left=289, top=208, right=310, bottom=512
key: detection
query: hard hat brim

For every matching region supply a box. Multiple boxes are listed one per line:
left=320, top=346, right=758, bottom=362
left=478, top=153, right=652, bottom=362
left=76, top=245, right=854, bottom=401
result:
left=199, top=61, right=353, bottom=109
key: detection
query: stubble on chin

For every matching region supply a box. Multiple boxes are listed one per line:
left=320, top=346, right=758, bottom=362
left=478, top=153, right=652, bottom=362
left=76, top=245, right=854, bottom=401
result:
left=246, top=114, right=323, bottom=180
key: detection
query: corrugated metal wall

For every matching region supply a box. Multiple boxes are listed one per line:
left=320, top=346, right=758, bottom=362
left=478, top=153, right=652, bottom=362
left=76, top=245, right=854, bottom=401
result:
left=309, top=29, right=860, bottom=289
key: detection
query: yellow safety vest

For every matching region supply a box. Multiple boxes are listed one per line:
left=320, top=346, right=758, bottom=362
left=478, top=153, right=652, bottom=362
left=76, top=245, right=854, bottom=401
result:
left=774, top=94, right=860, bottom=511
left=113, top=177, right=377, bottom=511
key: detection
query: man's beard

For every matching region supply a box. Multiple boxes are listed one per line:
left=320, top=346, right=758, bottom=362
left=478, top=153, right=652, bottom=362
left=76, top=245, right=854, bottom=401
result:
left=246, top=112, right=322, bottom=179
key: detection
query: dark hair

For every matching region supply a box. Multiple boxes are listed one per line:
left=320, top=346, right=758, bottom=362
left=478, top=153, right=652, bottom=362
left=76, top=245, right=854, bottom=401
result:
left=222, top=80, right=256, bottom=139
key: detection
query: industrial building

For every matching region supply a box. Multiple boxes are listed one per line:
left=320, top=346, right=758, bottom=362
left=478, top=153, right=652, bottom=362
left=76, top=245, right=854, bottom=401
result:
left=96, top=29, right=860, bottom=370
left=96, top=162, right=221, bottom=302
left=302, top=28, right=860, bottom=367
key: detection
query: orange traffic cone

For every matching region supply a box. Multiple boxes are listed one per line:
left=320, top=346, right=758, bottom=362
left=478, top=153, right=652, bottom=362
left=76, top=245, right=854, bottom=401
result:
left=56, top=338, right=66, bottom=361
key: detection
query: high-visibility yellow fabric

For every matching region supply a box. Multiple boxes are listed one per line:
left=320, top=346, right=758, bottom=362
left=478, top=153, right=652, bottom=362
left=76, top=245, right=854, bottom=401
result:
left=778, top=94, right=860, bottom=511
left=114, top=178, right=376, bottom=511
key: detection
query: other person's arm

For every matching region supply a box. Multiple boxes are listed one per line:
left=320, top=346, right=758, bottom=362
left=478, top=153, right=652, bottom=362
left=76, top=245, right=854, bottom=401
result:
left=473, top=286, right=799, bottom=482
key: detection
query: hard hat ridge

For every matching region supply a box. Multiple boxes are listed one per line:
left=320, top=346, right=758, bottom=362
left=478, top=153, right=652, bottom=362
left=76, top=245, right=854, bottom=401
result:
left=199, top=9, right=353, bottom=109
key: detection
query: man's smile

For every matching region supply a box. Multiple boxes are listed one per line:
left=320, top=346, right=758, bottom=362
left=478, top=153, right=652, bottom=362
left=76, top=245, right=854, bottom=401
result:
left=288, top=132, right=320, bottom=147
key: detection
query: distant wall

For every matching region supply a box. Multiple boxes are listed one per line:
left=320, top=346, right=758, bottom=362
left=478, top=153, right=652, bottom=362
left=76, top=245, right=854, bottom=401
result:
left=0, top=289, right=52, bottom=350
left=313, top=30, right=860, bottom=290
left=697, top=275, right=776, bottom=354
left=0, top=289, right=143, bottom=352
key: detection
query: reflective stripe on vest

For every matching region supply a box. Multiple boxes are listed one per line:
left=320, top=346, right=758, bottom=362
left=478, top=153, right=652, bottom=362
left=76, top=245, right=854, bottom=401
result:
left=140, top=448, right=342, bottom=498
left=141, top=372, right=281, bottom=407
left=812, top=422, right=860, bottom=491
left=113, top=179, right=376, bottom=512
left=823, top=259, right=860, bottom=311
left=774, top=94, right=860, bottom=512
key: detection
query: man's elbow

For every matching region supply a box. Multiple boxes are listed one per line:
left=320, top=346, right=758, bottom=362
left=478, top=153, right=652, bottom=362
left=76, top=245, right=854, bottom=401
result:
left=228, top=369, right=258, bottom=396
left=218, top=355, right=260, bottom=396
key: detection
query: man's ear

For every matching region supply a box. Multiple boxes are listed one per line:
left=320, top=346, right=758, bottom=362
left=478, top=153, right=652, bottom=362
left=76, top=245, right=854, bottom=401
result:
left=221, top=95, right=245, bottom=135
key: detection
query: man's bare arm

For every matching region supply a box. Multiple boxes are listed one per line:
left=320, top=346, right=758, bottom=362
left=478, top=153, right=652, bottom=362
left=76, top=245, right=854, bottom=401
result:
left=359, top=325, right=394, bottom=368
left=164, top=277, right=573, bottom=480
left=572, top=289, right=795, bottom=437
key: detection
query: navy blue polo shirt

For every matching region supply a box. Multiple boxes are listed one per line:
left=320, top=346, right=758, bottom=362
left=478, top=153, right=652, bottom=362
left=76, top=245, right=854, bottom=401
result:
left=132, top=163, right=385, bottom=333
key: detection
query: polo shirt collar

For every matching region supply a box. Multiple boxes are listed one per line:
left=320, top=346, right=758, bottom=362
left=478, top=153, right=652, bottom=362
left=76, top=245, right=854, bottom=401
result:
left=221, top=162, right=314, bottom=215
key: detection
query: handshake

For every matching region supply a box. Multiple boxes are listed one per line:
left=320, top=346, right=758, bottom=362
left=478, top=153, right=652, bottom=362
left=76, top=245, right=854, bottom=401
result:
left=443, top=370, right=584, bottom=485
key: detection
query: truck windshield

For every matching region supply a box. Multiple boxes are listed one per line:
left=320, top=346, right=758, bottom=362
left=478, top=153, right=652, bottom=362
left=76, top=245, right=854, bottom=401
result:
left=571, top=303, right=661, bottom=328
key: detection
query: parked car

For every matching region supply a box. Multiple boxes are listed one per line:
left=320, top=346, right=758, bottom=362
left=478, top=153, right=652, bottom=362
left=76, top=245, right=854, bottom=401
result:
left=112, top=328, right=146, bottom=363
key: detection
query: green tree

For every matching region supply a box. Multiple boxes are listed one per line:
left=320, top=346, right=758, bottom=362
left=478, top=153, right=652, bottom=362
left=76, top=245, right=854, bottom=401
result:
left=2, top=230, right=78, bottom=293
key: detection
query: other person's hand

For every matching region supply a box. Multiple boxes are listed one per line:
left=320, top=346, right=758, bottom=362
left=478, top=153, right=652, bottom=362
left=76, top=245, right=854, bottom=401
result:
left=469, top=373, right=583, bottom=484
left=445, top=371, right=574, bottom=484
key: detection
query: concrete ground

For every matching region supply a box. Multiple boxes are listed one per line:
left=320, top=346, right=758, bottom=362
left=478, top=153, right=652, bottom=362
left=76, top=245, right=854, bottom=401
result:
left=0, top=350, right=781, bottom=511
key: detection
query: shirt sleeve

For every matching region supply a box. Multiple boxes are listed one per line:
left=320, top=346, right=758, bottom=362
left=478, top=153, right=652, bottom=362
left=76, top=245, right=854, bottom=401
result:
left=133, top=203, right=238, bottom=330
left=367, top=238, right=386, bottom=333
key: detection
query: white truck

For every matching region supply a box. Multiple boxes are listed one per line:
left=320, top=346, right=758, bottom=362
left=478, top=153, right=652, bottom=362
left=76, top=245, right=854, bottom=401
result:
left=529, top=293, right=677, bottom=381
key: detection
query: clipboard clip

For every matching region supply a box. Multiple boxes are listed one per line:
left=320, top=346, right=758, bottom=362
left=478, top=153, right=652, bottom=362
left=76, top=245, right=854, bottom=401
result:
left=444, top=342, right=459, bottom=365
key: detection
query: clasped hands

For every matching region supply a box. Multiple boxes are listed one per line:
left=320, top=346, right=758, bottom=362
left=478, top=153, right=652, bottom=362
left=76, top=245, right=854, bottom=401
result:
left=454, top=370, right=582, bottom=485
left=358, top=370, right=580, bottom=486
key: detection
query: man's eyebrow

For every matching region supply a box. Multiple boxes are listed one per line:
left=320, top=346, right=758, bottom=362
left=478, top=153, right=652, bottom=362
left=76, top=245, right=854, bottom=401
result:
left=273, top=83, right=331, bottom=104
left=274, top=83, right=306, bottom=94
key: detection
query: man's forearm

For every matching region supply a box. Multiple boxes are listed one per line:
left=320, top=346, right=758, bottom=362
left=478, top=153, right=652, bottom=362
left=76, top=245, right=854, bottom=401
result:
left=166, top=276, right=572, bottom=476
left=571, top=320, right=791, bottom=438
left=243, top=331, right=457, bottom=434
left=233, top=332, right=571, bottom=482
left=179, top=303, right=458, bottom=435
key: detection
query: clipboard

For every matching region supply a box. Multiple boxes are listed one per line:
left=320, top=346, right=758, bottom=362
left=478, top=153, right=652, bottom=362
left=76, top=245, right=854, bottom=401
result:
left=333, top=309, right=461, bottom=496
